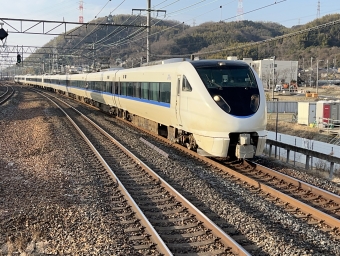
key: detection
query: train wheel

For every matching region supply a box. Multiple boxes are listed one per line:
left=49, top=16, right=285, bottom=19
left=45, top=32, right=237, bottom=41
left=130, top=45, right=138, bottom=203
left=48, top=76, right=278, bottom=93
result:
left=186, top=134, right=197, bottom=150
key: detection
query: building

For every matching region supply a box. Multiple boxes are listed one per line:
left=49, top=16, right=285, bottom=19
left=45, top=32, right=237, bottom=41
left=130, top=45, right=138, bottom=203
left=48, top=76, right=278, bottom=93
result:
left=240, top=58, right=298, bottom=90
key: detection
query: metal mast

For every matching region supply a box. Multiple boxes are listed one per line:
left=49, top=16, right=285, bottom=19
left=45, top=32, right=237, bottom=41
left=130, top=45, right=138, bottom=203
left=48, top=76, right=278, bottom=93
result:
left=237, top=0, right=244, bottom=21
left=147, top=0, right=151, bottom=63
left=79, top=0, right=84, bottom=23
left=133, top=1, right=165, bottom=64
left=317, top=0, right=320, bottom=19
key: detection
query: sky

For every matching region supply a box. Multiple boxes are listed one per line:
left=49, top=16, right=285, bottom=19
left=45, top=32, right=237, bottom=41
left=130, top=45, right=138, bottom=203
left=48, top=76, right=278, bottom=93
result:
left=1, top=0, right=340, bottom=49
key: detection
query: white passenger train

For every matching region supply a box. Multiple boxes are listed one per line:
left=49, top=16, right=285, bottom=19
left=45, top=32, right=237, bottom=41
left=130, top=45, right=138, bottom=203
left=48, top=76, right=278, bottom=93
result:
left=15, top=59, right=267, bottom=159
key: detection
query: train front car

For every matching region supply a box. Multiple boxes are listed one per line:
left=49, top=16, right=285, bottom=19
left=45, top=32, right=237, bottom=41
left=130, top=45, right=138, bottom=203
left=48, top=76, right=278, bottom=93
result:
left=180, top=60, right=267, bottom=159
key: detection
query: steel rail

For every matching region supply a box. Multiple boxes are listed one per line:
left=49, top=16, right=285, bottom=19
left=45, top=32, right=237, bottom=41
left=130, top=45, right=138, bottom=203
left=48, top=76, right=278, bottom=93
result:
left=0, top=85, right=14, bottom=105
left=34, top=90, right=172, bottom=256
left=37, top=89, right=251, bottom=256
left=249, top=161, right=340, bottom=205
left=101, top=112, right=340, bottom=232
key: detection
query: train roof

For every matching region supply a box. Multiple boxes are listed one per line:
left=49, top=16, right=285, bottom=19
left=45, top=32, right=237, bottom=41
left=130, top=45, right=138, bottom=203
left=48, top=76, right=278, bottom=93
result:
left=190, top=59, right=250, bottom=68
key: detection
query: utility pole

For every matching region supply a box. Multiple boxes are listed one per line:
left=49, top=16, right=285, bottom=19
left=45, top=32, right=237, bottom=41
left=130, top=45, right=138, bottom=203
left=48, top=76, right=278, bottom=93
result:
left=316, top=59, right=324, bottom=94
left=271, top=56, right=275, bottom=99
left=133, top=1, right=166, bottom=64
left=302, top=58, right=304, bottom=71
left=327, top=59, right=329, bottom=85
left=147, top=0, right=151, bottom=63
left=311, top=57, right=313, bottom=87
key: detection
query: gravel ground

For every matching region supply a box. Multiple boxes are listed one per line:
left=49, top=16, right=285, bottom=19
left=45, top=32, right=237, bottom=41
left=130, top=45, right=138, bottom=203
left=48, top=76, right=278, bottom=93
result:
left=65, top=90, right=340, bottom=255
left=0, top=85, right=150, bottom=255
left=1, top=84, right=340, bottom=255
left=255, top=156, right=340, bottom=195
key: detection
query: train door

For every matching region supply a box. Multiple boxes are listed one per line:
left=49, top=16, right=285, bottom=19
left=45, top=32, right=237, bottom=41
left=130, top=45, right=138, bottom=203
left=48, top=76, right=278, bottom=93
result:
left=176, top=75, right=182, bottom=126
left=115, top=77, right=122, bottom=109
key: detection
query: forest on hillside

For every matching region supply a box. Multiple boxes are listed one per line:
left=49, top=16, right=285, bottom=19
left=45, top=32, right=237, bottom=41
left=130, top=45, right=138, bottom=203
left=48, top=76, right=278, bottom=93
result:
left=21, top=13, right=340, bottom=76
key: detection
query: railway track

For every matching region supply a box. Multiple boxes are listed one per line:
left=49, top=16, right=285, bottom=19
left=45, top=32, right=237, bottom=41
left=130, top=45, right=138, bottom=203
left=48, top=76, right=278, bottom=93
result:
left=0, top=83, right=15, bottom=105
left=146, top=128, right=340, bottom=239
left=133, top=120, right=340, bottom=238
left=69, top=91, right=340, bottom=240
left=34, top=89, right=250, bottom=256
left=228, top=160, right=340, bottom=235
left=29, top=87, right=340, bottom=254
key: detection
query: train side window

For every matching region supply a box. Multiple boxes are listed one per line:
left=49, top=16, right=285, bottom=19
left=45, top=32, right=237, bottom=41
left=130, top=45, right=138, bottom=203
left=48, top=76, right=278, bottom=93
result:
left=105, top=82, right=111, bottom=92
left=127, top=82, right=134, bottom=97
left=160, top=82, right=171, bottom=103
left=107, top=82, right=114, bottom=93
left=182, top=76, right=192, bottom=92
left=134, top=82, right=141, bottom=98
left=149, top=82, right=160, bottom=101
left=121, top=82, right=127, bottom=96
left=113, top=82, right=118, bottom=94
left=141, top=82, right=149, bottom=99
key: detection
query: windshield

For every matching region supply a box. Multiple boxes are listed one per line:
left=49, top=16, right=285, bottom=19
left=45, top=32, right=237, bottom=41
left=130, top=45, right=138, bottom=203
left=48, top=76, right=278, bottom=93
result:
left=196, top=65, right=258, bottom=89
left=193, top=62, right=260, bottom=116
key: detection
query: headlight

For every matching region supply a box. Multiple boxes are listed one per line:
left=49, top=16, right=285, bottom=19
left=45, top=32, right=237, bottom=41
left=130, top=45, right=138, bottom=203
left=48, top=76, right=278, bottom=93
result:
left=213, top=95, right=220, bottom=101
left=250, top=94, right=260, bottom=112
left=213, top=95, right=231, bottom=113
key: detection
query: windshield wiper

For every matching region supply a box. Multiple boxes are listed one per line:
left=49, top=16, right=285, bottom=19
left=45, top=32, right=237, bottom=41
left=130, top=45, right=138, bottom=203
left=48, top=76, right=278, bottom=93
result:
left=205, top=75, right=222, bottom=90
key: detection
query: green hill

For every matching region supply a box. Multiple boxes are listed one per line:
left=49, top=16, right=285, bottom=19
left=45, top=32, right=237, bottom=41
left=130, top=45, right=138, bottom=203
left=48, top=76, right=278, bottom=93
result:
left=23, top=13, right=340, bottom=74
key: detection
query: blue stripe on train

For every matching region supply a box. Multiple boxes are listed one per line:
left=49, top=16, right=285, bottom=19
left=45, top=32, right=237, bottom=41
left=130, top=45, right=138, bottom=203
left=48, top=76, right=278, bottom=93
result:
left=66, top=85, right=171, bottom=108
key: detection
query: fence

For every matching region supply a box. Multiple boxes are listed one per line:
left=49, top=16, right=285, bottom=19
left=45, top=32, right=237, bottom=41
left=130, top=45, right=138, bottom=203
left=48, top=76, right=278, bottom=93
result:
left=267, top=101, right=297, bottom=113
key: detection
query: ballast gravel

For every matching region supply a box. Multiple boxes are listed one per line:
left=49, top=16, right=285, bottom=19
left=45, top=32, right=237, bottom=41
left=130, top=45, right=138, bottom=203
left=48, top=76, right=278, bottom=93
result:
left=1, top=84, right=340, bottom=255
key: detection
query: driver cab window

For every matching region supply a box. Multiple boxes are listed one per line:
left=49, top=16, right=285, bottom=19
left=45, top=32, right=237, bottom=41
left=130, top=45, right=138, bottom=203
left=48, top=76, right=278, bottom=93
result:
left=182, top=75, right=192, bottom=92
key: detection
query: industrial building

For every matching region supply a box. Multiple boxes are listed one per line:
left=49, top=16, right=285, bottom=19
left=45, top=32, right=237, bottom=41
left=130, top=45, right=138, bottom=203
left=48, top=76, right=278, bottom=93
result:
left=227, top=57, right=299, bottom=90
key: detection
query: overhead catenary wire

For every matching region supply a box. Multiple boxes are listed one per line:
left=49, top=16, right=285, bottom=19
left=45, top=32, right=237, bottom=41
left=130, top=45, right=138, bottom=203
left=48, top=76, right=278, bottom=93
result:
left=95, top=0, right=243, bottom=54
left=94, top=0, right=113, bottom=18
left=34, top=0, right=334, bottom=68
left=95, top=0, right=217, bottom=48
left=189, top=18, right=340, bottom=57
left=70, top=0, right=128, bottom=52
left=94, top=0, right=234, bottom=52
left=109, top=0, right=127, bottom=15
left=50, top=0, right=237, bottom=61
left=222, top=0, right=287, bottom=22
left=21, top=0, right=292, bottom=68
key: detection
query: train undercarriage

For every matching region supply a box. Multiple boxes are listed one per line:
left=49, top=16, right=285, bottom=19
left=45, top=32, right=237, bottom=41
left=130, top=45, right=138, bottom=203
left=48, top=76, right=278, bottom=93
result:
left=29, top=84, right=262, bottom=159
left=36, top=86, right=200, bottom=153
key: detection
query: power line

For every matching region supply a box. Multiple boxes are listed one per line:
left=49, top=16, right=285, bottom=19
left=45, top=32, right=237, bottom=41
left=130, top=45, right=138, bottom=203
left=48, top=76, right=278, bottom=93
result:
left=94, top=0, right=112, bottom=18
left=223, top=0, right=287, bottom=22
left=194, top=18, right=340, bottom=57
left=103, top=0, right=281, bottom=53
